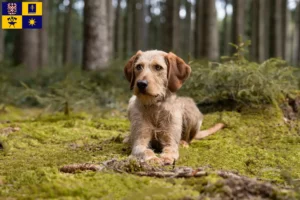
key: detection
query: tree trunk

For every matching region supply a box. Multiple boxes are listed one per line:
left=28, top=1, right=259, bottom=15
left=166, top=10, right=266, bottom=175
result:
left=20, top=30, right=39, bottom=70
left=202, top=0, right=219, bottom=60
left=0, top=1, right=4, bottom=62
left=282, top=0, right=287, bottom=59
left=131, top=0, right=145, bottom=51
left=123, top=0, right=133, bottom=59
left=183, top=0, right=192, bottom=57
left=82, top=0, right=109, bottom=70
left=295, top=2, right=300, bottom=65
left=264, top=0, right=270, bottom=59
left=251, top=0, right=265, bottom=62
left=39, top=0, right=48, bottom=67
left=286, top=6, right=293, bottom=63
left=106, top=0, right=114, bottom=60
left=147, top=1, right=160, bottom=52
left=142, top=0, right=148, bottom=50
left=13, top=33, right=21, bottom=66
left=135, top=0, right=145, bottom=50
left=62, top=0, right=73, bottom=65
left=195, top=0, right=218, bottom=60
left=114, top=0, right=122, bottom=58
left=164, top=0, right=180, bottom=53
left=222, top=0, right=230, bottom=56
left=131, top=0, right=137, bottom=52
left=231, top=0, right=245, bottom=52
left=269, top=0, right=283, bottom=58
left=194, top=0, right=203, bottom=59
left=54, top=0, right=63, bottom=65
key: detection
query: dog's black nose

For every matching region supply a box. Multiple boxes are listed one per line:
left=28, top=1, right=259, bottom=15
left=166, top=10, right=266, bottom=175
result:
left=137, top=80, right=148, bottom=90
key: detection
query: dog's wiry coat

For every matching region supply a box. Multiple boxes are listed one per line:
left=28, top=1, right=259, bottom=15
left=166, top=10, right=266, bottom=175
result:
left=124, top=50, right=223, bottom=165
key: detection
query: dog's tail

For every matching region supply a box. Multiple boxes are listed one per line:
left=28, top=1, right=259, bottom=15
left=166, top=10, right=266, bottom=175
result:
left=194, top=123, right=225, bottom=139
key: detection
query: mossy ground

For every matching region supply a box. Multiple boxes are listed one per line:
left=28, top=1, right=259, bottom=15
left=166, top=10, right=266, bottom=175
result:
left=0, top=105, right=300, bottom=199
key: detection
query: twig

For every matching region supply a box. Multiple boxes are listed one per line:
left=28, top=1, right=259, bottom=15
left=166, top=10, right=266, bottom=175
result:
left=60, top=163, right=104, bottom=173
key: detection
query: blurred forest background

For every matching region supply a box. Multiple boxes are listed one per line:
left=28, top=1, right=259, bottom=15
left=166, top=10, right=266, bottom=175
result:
left=1, top=0, right=300, bottom=69
left=0, top=0, right=300, bottom=68
left=1, top=0, right=300, bottom=114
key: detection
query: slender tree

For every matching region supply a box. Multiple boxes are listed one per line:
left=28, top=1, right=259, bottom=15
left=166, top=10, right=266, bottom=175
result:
left=114, top=0, right=122, bottom=58
left=123, top=0, right=131, bottom=59
left=202, top=0, right=219, bottom=60
left=147, top=1, right=161, bottom=51
left=231, top=0, right=245, bottom=52
left=62, top=0, right=73, bottom=65
left=20, top=30, right=39, bottom=70
left=251, top=0, right=265, bottom=62
left=131, top=0, right=146, bottom=51
left=142, top=0, right=149, bottom=50
left=39, top=0, right=49, bottom=67
left=295, top=1, right=300, bottom=64
left=195, top=0, right=218, bottom=60
left=82, top=0, right=109, bottom=70
left=54, top=0, right=63, bottom=65
left=282, top=0, right=287, bottom=59
left=183, top=0, right=192, bottom=57
left=269, top=0, right=283, bottom=58
left=222, top=0, right=230, bottom=56
left=164, top=0, right=180, bottom=53
left=106, top=0, right=114, bottom=60
left=264, top=0, right=270, bottom=59
left=194, top=0, right=203, bottom=59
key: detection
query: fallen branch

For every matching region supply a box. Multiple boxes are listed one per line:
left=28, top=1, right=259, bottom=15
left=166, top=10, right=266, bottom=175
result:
left=59, top=159, right=296, bottom=199
left=60, top=163, right=104, bottom=173
left=57, top=159, right=265, bottom=180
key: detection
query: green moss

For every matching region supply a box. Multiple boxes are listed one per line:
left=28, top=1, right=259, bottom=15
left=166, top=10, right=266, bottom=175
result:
left=178, top=106, right=300, bottom=183
left=0, top=106, right=299, bottom=199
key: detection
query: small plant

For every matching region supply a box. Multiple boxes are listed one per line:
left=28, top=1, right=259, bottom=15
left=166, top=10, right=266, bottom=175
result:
left=183, top=38, right=299, bottom=107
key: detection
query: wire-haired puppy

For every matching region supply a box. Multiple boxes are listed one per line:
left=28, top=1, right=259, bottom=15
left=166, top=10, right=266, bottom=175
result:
left=124, top=50, right=224, bottom=165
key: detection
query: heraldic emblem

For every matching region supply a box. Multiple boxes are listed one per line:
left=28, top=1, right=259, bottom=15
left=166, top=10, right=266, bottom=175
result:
left=7, top=3, right=17, bottom=15
left=2, top=2, right=43, bottom=29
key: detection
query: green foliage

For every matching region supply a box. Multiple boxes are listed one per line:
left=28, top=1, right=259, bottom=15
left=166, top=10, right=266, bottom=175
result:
left=0, top=61, right=130, bottom=116
left=184, top=39, right=299, bottom=107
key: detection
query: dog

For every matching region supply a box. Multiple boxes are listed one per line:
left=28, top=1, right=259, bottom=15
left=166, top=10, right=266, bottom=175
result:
left=124, top=50, right=224, bottom=165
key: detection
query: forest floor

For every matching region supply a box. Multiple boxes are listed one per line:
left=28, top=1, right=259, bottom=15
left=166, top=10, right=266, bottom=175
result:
left=0, top=105, right=300, bottom=199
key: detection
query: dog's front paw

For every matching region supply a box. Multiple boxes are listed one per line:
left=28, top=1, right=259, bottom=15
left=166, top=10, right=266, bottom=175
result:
left=180, top=140, right=189, bottom=148
left=146, top=156, right=163, bottom=165
left=161, top=156, right=175, bottom=165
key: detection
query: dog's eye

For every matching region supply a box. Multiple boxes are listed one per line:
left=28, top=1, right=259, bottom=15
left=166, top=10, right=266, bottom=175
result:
left=155, top=65, right=163, bottom=71
left=136, top=64, right=143, bottom=71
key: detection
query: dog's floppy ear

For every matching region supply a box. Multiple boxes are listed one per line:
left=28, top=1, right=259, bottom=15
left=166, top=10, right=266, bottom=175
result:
left=124, top=50, right=142, bottom=90
left=165, top=52, right=191, bottom=92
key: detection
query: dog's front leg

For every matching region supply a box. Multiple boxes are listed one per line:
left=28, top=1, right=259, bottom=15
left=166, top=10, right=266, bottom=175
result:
left=160, top=126, right=181, bottom=165
left=160, top=142, right=179, bottom=165
left=130, top=126, right=160, bottom=163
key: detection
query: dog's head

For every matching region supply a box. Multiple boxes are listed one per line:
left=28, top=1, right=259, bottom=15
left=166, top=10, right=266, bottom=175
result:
left=124, top=50, right=191, bottom=105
